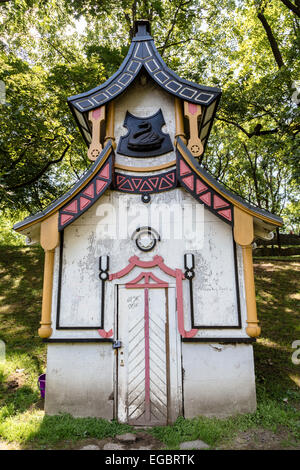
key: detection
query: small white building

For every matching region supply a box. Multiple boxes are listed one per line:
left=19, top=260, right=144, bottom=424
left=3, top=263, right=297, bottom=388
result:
left=14, top=21, right=282, bottom=425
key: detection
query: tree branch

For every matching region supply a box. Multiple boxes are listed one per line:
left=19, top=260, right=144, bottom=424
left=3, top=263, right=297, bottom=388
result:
left=280, top=0, right=300, bottom=18
left=9, top=144, right=70, bottom=190
left=257, top=12, right=285, bottom=68
left=216, top=116, right=279, bottom=137
left=160, top=1, right=191, bottom=57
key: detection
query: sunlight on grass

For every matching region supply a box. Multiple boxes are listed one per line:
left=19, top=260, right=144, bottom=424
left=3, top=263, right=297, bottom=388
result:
left=289, top=375, right=300, bottom=387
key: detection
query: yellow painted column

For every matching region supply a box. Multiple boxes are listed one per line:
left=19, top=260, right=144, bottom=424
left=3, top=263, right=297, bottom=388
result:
left=38, top=213, right=59, bottom=339
left=104, top=101, right=116, bottom=149
left=234, top=207, right=261, bottom=338
left=174, top=97, right=187, bottom=144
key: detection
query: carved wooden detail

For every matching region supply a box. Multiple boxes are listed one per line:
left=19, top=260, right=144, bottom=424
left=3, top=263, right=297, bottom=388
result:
left=184, top=101, right=204, bottom=158
left=88, top=106, right=105, bottom=161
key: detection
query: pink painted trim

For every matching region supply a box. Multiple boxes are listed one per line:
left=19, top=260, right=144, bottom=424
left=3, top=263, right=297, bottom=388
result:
left=188, top=102, right=198, bottom=115
left=80, top=196, right=91, bottom=210
left=92, top=107, right=103, bottom=119
left=96, top=179, right=107, bottom=194
left=109, top=259, right=136, bottom=280
left=110, top=255, right=184, bottom=281
left=213, top=194, right=229, bottom=209
left=98, top=162, right=110, bottom=180
left=64, top=200, right=78, bottom=213
left=180, top=159, right=191, bottom=176
left=144, top=288, right=150, bottom=417
left=60, top=213, right=73, bottom=225
left=182, top=174, right=194, bottom=190
left=218, top=208, right=232, bottom=221
left=110, top=257, right=197, bottom=338
left=175, top=269, right=198, bottom=338
left=98, top=328, right=113, bottom=338
left=126, top=272, right=169, bottom=289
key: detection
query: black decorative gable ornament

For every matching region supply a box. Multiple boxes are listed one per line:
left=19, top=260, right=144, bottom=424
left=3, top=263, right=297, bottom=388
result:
left=117, top=109, right=173, bottom=157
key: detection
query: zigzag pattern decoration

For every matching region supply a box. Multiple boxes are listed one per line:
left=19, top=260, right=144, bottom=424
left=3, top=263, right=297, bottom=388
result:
left=114, top=169, right=177, bottom=194
left=176, top=152, right=233, bottom=225
left=59, top=154, right=113, bottom=230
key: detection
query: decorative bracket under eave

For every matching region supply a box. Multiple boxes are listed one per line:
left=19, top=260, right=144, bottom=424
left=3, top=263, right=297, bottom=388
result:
left=88, top=106, right=106, bottom=161
left=184, top=101, right=204, bottom=158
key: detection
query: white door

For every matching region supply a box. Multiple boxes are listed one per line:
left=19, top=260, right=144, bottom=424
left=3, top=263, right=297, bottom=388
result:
left=117, top=286, right=182, bottom=425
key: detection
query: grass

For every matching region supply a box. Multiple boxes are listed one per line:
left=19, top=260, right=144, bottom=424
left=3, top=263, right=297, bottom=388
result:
left=0, top=246, right=299, bottom=449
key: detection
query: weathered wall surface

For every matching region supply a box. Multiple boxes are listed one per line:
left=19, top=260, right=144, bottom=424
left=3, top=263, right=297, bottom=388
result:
left=44, top=79, right=256, bottom=420
left=50, top=188, right=247, bottom=339
left=182, top=343, right=256, bottom=417
left=45, top=343, right=114, bottom=418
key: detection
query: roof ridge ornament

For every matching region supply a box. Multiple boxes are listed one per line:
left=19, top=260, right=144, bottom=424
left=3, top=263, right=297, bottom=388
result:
left=133, top=19, right=151, bottom=38
left=67, top=20, right=222, bottom=155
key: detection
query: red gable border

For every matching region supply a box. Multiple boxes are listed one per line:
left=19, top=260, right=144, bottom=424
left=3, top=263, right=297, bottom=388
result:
left=176, top=149, right=233, bottom=225
left=114, top=169, right=177, bottom=194
left=59, top=153, right=114, bottom=231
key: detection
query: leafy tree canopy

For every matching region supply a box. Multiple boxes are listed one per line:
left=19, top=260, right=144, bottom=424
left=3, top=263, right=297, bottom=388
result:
left=0, top=0, right=299, bottom=230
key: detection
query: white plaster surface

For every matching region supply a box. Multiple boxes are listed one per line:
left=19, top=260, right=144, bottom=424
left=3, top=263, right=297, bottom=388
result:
left=45, top=344, right=114, bottom=419
left=182, top=343, right=256, bottom=417
left=51, top=188, right=247, bottom=339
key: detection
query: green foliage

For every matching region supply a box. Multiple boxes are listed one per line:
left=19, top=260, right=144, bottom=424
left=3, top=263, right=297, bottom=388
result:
left=149, top=399, right=300, bottom=448
left=0, top=412, right=132, bottom=445
left=0, top=0, right=299, bottom=228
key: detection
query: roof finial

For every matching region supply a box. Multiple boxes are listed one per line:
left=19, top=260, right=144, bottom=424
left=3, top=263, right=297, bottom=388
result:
left=133, top=20, right=151, bottom=37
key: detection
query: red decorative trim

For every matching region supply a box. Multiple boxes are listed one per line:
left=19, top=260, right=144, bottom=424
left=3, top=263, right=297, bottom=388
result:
left=196, top=180, right=208, bottom=194
left=144, top=288, right=150, bottom=420
left=59, top=154, right=113, bottom=230
left=98, top=328, right=113, bottom=338
left=177, top=151, right=233, bottom=224
left=114, top=169, right=176, bottom=194
left=64, top=200, right=78, bottom=213
left=110, top=255, right=196, bottom=338
left=199, top=191, right=211, bottom=206
left=110, top=255, right=184, bottom=281
left=125, top=272, right=169, bottom=289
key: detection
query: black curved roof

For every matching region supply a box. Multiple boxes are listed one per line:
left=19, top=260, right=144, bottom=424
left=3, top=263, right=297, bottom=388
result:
left=67, top=20, right=222, bottom=152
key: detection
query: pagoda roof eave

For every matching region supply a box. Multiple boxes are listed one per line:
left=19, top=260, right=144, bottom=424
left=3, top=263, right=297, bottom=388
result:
left=13, top=141, right=114, bottom=233
left=176, top=137, right=283, bottom=228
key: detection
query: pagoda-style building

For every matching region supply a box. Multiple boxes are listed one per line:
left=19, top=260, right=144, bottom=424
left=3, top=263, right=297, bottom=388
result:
left=14, top=21, right=282, bottom=423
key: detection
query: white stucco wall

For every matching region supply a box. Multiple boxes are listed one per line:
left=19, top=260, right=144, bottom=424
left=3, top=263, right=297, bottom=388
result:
left=44, top=80, right=256, bottom=420
left=45, top=343, right=114, bottom=418
left=182, top=343, right=256, bottom=417
left=50, top=188, right=248, bottom=340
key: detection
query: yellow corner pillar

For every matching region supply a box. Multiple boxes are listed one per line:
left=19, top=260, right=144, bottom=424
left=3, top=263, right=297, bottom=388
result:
left=104, top=101, right=116, bottom=149
left=234, top=207, right=261, bottom=338
left=38, top=212, right=59, bottom=339
left=174, top=97, right=187, bottom=144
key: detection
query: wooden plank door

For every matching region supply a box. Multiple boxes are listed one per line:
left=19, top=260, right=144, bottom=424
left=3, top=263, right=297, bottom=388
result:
left=117, top=286, right=173, bottom=426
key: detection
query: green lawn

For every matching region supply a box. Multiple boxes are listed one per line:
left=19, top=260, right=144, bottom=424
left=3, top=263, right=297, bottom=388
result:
left=0, top=246, right=299, bottom=449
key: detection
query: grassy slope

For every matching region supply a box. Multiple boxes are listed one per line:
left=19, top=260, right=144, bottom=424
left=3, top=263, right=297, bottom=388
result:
left=0, top=246, right=299, bottom=449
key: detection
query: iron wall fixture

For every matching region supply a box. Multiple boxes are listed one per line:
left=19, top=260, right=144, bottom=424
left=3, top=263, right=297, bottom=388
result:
left=132, top=227, right=161, bottom=252
left=98, top=255, right=113, bottom=338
